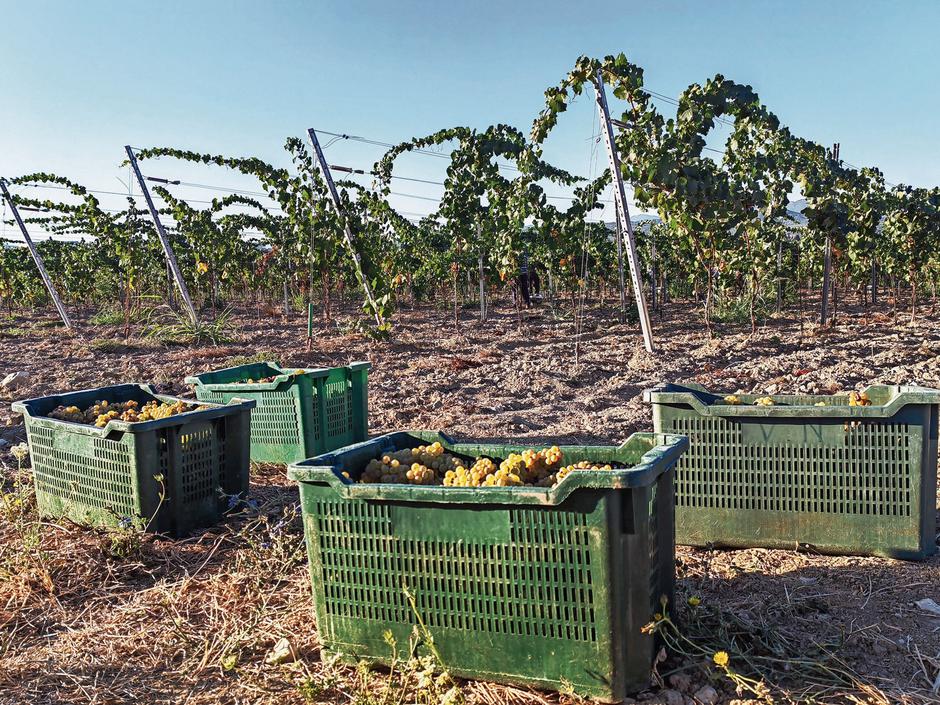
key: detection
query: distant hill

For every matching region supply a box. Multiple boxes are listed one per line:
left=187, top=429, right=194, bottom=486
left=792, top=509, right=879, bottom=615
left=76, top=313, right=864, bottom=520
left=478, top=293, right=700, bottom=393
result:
left=786, top=199, right=808, bottom=225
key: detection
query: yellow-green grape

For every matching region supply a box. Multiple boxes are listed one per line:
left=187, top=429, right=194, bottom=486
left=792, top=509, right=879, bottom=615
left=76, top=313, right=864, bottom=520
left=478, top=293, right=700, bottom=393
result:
left=358, top=446, right=615, bottom=489
left=499, top=453, right=527, bottom=478
left=518, top=446, right=563, bottom=483
left=848, top=391, right=871, bottom=407
left=49, top=405, right=85, bottom=423
left=405, top=462, right=436, bottom=485
left=49, top=398, right=197, bottom=426
left=548, top=460, right=617, bottom=486
left=754, top=396, right=774, bottom=406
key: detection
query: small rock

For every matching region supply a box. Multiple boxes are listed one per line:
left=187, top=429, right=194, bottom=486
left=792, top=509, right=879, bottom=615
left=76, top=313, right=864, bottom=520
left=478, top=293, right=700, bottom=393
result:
left=764, top=383, right=779, bottom=394
left=662, top=689, right=684, bottom=705
left=668, top=673, right=693, bottom=693
left=1, top=371, right=29, bottom=391
left=693, top=685, right=718, bottom=705
left=264, top=637, right=295, bottom=665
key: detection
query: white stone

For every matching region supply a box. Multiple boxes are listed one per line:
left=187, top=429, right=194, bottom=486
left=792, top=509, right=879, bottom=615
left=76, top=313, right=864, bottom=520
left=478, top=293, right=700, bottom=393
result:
left=1, top=371, right=29, bottom=390
left=693, top=685, right=718, bottom=705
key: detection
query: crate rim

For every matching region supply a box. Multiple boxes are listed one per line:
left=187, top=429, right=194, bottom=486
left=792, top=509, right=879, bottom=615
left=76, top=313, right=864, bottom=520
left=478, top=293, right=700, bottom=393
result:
left=12, top=382, right=255, bottom=437
left=643, top=382, right=940, bottom=418
left=184, top=360, right=370, bottom=392
left=287, top=430, right=688, bottom=506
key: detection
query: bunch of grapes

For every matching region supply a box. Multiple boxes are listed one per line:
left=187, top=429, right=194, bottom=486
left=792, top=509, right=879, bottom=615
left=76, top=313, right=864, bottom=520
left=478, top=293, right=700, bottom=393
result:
left=723, top=395, right=742, bottom=405
left=754, top=396, right=775, bottom=406
left=551, top=460, right=617, bottom=485
left=362, top=441, right=465, bottom=485
left=848, top=391, right=871, bottom=407
left=48, top=405, right=85, bottom=423
left=360, top=444, right=622, bottom=489
left=515, top=446, right=563, bottom=483
left=843, top=390, right=872, bottom=431
left=49, top=398, right=202, bottom=427
left=244, top=370, right=302, bottom=384
left=444, top=457, right=496, bottom=486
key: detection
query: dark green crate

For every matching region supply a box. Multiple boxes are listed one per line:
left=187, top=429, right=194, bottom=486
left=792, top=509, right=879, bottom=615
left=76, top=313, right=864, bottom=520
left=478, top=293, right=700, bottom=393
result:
left=12, top=384, right=254, bottom=537
left=185, top=361, right=369, bottom=464
left=645, top=383, right=940, bottom=559
left=287, top=431, right=688, bottom=701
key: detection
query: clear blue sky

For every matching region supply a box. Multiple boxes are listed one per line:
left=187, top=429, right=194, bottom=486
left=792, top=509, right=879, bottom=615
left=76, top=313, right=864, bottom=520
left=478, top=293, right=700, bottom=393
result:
left=2, top=0, right=939, bottom=237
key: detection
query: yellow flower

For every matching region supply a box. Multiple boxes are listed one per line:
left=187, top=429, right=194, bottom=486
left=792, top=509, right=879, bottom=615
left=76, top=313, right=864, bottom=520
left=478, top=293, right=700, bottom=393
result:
left=653, top=612, right=663, bottom=621
left=713, top=651, right=730, bottom=668
left=688, top=596, right=701, bottom=607
left=196, top=261, right=209, bottom=274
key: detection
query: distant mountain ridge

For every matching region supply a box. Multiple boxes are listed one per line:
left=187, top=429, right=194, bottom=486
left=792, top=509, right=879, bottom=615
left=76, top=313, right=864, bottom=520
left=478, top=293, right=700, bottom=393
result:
left=601, top=199, right=809, bottom=231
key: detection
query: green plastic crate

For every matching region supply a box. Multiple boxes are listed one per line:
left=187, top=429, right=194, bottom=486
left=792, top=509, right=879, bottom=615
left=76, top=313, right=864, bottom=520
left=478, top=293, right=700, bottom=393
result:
left=287, top=431, right=688, bottom=701
left=185, top=361, right=369, bottom=464
left=12, top=384, right=254, bottom=537
left=645, top=383, right=940, bottom=559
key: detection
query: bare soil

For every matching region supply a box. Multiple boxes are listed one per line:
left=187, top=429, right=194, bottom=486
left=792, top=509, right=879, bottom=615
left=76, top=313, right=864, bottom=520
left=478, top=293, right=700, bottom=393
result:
left=0, top=297, right=938, bottom=704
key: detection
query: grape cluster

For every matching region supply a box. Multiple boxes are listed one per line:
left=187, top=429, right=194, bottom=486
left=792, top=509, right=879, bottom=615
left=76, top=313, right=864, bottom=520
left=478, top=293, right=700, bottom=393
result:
left=361, top=441, right=465, bottom=485
left=49, top=399, right=203, bottom=427
left=754, top=396, right=775, bottom=406
left=358, top=443, right=615, bottom=488
left=517, top=446, right=563, bottom=483
left=723, top=394, right=741, bottom=405
left=243, top=370, right=301, bottom=384
left=445, top=457, right=525, bottom=487
left=552, top=460, right=617, bottom=484
left=844, top=390, right=872, bottom=431
left=848, top=391, right=871, bottom=407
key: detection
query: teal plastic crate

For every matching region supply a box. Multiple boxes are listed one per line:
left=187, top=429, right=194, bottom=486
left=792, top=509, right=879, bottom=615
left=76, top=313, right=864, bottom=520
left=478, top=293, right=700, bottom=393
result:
left=645, top=382, right=940, bottom=559
left=12, top=384, right=254, bottom=536
left=287, top=431, right=688, bottom=701
left=185, top=361, right=369, bottom=464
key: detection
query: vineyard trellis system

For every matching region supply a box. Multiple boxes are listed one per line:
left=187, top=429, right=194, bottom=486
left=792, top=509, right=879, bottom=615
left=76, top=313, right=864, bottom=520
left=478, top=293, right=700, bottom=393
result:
left=2, top=54, right=939, bottom=346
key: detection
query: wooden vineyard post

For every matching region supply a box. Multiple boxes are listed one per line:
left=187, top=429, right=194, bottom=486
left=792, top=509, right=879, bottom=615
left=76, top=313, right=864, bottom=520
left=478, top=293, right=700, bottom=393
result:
left=776, top=240, right=784, bottom=313
left=594, top=69, right=655, bottom=352
left=124, top=146, right=198, bottom=323
left=306, top=128, right=382, bottom=326
left=0, top=178, right=73, bottom=328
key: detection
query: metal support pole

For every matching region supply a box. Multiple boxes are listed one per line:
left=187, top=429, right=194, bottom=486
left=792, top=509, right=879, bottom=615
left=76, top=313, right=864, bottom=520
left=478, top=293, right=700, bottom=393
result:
left=0, top=179, right=72, bottom=328
left=594, top=69, right=655, bottom=352
left=124, top=146, right=198, bottom=323
left=871, top=259, right=878, bottom=305
left=307, top=128, right=382, bottom=326
left=820, top=240, right=832, bottom=324
left=776, top=240, right=784, bottom=313
left=649, top=228, right=658, bottom=311
left=820, top=143, right=839, bottom=326
left=477, top=224, right=486, bottom=322
left=613, top=209, right=627, bottom=322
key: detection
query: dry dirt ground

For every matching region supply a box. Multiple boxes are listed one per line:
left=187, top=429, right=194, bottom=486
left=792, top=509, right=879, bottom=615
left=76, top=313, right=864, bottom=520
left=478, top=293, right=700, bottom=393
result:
left=0, top=297, right=938, bottom=705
